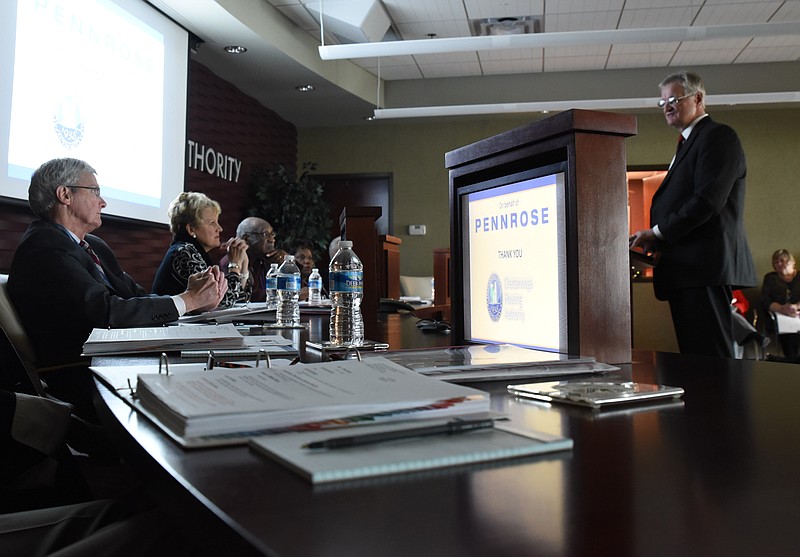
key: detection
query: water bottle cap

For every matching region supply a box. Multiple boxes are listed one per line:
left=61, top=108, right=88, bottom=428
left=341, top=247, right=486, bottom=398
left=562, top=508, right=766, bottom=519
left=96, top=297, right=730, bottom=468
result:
left=338, top=240, right=353, bottom=249
left=312, top=268, right=318, bottom=272
left=284, top=254, right=294, bottom=261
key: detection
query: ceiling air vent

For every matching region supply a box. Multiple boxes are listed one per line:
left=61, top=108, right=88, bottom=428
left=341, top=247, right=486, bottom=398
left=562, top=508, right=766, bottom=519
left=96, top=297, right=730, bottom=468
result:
left=472, top=16, right=542, bottom=36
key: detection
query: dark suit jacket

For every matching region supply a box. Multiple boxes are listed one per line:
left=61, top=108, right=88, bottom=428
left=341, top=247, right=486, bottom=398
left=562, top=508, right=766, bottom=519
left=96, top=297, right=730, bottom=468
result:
left=8, top=220, right=179, bottom=367
left=650, top=116, right=757, bottom=300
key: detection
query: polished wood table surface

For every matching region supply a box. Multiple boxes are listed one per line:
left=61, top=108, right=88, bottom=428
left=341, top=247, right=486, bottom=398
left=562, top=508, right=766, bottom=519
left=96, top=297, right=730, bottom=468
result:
left=93, top=315, right=800, bottom=557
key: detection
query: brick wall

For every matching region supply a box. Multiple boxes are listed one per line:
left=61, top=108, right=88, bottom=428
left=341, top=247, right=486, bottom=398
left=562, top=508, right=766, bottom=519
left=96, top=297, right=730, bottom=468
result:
left=0, top=59, right=297, bottom=291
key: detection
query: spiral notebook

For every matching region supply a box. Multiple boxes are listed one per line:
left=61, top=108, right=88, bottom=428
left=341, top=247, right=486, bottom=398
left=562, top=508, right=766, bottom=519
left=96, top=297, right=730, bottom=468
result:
left=249, top=419, right=572, bottom=483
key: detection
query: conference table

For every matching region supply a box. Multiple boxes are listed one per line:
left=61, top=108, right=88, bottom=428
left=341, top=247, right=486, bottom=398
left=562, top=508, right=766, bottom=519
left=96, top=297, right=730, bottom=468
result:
left=92, top=312, right=800, bottom=557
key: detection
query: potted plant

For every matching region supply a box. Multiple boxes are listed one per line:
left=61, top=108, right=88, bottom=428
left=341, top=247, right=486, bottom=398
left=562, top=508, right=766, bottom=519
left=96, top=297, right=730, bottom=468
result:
left=248, top=162, right=333, bottom=259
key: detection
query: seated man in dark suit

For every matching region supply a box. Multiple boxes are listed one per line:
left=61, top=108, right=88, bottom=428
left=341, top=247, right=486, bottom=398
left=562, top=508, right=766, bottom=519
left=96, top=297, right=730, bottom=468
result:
left=7, top=158, right=227, bottom=419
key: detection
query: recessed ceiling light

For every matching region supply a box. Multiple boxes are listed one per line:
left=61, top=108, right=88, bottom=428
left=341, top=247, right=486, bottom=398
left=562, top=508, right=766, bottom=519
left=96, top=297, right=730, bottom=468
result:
left=364, top=115, right=375, bottom=121
left=296, top=85, right=315, bottom=92
left=223, top=45, right=247, bottom=54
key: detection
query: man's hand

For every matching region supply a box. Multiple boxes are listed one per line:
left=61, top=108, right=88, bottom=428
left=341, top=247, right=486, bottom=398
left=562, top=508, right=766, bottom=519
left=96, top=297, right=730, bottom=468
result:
left=629, top=228, right=657, bottom=255
left=180, top=266, right=227, bottom=313
left=205, top=265, right=229, bottom=300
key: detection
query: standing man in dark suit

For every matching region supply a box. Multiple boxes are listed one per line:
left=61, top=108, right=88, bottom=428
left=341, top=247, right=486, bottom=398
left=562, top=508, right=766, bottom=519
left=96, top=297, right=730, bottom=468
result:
left=629, top=72, right=757, bottom=357
left=8, top=158, right=227, bottom=417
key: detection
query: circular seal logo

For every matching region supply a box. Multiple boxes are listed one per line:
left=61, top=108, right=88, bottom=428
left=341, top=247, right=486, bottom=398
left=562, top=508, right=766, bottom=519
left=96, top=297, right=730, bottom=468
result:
left=53, top=96, right=85, bottom=149
left=486, top=273, right=503, bottom=321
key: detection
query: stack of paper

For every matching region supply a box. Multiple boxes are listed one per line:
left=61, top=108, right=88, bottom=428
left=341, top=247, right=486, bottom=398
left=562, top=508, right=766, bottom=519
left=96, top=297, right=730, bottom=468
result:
left=82, top=323, right=244, bottom=355
left=180, top=334, right=298, bottom=360
left=775, top=313, right=800, bottom=334
left=135, top=357, right=489, bottom=442
left=178, top=302, right=277, bottom=324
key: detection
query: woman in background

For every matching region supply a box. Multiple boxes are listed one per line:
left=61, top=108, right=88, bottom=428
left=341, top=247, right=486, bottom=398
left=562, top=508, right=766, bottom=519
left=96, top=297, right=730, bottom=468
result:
left=761, top=248, right=800, bottom=358
left=292, top=238, right=316, bottom=302
left=153, top=192, right=250, bottom=308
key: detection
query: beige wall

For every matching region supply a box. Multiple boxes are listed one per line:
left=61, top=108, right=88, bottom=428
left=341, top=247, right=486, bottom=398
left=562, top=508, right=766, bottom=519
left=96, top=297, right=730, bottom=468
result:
left=299, top=107, right=800, bottom=351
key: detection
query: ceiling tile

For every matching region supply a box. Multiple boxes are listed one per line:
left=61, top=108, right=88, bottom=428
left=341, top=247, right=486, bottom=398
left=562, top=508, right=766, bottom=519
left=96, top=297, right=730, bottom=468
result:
left=419, top=59, right=483, bottom=78
left=694, top=2, right=785, bottom=25
left=382, top=0, right=467, bottom=24
left=464, top=0, right=546, bottom=20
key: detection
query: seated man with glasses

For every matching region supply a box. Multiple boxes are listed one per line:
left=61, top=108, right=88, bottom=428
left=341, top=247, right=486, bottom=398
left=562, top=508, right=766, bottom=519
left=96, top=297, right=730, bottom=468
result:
left=7, top=158, right=227, bottom=419
left=222, top=216, right=287, bottom=302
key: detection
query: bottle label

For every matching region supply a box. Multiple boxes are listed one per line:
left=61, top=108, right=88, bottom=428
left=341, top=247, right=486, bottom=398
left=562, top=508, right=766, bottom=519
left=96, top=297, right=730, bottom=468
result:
left=329, top=270, right=363, bottom=293
left=277, top=275, right=300, bottom=291
left=266, top=277, right=277, bottom=289
left=309, top=278, right=322, bottom=289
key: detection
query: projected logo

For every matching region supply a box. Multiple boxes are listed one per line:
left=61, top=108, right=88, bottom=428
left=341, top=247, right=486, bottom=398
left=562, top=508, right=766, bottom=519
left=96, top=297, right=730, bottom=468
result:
left=486, top=273, right=503, bottom=321
left=53, top=96, right=85, bottom=149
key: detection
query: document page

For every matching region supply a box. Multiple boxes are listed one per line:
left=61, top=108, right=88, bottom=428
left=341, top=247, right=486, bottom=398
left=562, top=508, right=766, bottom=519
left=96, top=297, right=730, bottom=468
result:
left=83, top=323, right=244, bottom=354
left=136, top=357, right=487, bottom=419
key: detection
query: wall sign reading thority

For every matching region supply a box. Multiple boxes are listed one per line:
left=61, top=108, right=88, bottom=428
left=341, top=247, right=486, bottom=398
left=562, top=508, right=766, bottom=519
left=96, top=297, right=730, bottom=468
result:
left=187, top=140, right=242, bottom=183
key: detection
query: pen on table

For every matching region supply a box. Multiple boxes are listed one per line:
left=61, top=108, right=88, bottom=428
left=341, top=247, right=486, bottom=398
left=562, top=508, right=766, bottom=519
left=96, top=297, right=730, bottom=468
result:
left=301, top=418, right=495, bottom=450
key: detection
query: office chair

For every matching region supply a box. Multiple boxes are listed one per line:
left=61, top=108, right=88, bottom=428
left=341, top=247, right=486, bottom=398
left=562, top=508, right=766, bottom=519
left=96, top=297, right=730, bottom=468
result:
left=399, top=275, right=434, bottom=300
left=0, top=274, right=88, bottom=391
left=0, top=274, right=46, bottom=395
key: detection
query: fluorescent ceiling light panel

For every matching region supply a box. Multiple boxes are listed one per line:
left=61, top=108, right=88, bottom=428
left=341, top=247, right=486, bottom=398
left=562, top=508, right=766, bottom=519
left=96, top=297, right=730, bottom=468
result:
left=372, top=92, right=800, bottom=120
left=319, top=22, right=800, bottom=60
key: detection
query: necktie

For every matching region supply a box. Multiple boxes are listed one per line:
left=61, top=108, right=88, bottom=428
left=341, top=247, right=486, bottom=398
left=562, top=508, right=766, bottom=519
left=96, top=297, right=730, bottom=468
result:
left=670, top=135, right=685, bottom=169
left=80, top=240, right=110, bottom=284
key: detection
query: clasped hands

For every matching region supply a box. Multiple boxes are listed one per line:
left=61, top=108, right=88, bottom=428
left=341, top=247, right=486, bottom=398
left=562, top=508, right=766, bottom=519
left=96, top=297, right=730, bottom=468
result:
left=182, top=266, right=229, bottom=313
left=222, top=237, right=249, bottom=275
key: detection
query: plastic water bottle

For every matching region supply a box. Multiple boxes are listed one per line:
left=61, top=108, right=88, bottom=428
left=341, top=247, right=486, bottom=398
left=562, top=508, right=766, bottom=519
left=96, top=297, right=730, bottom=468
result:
left=308, top=268, right=322, bottom=305
left=265, top=263, right=279, bottom=307
left=276, top=255, right=301, bottom=326
left=329, top=240, right=364, bottom=346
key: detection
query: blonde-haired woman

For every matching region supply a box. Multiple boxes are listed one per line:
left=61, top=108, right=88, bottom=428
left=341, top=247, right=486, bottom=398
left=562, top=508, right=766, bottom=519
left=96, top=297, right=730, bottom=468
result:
left=152, top=192, right=249, bottom=308
left=761, top=249, right=800, bottom=358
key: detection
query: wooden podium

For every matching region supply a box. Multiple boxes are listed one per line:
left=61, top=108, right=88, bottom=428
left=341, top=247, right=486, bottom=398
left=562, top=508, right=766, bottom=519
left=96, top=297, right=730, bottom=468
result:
left=446, top=109, right=637, bottom=364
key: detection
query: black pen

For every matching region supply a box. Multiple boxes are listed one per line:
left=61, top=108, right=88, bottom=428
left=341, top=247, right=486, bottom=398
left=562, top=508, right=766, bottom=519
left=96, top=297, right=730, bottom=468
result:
left=301, top=418, right=495, bottom=450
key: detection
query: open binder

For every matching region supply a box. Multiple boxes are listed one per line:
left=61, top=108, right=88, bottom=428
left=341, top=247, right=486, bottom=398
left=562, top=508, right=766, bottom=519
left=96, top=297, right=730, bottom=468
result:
left=93, top=356, right=490, bottom=448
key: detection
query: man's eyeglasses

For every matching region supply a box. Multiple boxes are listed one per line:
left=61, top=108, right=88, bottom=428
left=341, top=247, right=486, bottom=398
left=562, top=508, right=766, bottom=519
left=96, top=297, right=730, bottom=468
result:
left=657, top=93, right=693, bottom=108
left=252, top=230, right=276, bottom=239
left=70, top=186, right=102, bottom=197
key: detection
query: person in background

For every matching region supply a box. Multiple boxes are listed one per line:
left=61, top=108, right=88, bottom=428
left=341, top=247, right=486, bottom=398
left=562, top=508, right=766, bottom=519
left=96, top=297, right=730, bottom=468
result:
left=292, top=238, right=316, bottom=301
left=629, top=71, right=757, bottom=358
left=222, top=217, right=287, bottom=302
left=761, top=249, right=800, bottom=359
left=7, top=159, right=225, bottom=419
left=152, top=192, right=249, bottom=308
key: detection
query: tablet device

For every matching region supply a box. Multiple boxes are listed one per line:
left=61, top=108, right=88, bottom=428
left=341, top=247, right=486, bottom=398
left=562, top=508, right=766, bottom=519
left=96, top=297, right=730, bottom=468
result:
left=507, top=380, right=684, bottom=409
